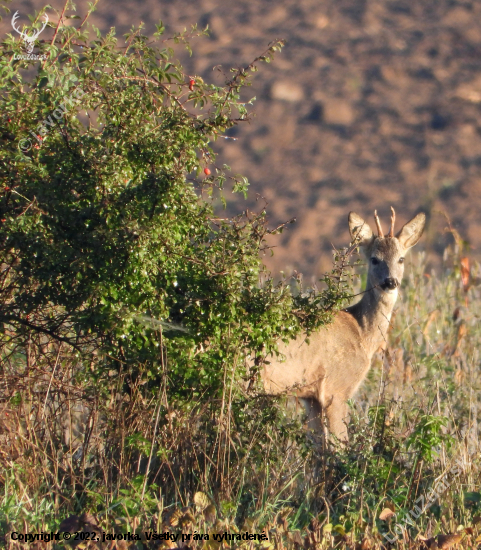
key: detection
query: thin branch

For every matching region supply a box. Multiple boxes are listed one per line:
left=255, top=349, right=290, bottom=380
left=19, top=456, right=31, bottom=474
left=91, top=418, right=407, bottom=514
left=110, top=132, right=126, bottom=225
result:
left=4, top=316, right=82, bottom=352
left=50, top=0, right=68, bottom=46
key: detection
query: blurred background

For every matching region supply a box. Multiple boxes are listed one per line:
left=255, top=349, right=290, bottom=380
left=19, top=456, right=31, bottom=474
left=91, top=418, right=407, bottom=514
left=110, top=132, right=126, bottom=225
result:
left=3, top=0, right=481, bottom=280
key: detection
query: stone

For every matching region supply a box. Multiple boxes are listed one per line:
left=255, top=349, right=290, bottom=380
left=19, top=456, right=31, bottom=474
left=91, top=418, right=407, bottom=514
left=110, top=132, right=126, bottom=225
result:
left=270, top=81, right=304, bottom=102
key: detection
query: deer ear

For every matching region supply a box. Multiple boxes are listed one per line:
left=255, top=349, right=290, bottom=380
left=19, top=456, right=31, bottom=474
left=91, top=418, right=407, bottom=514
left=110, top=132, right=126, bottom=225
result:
left=349, top=212, right=374, bottom=248
left=396, top=212, right=426, bottom=250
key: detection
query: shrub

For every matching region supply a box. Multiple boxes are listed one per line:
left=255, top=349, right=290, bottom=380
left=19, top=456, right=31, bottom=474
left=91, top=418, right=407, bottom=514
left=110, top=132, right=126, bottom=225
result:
left=0, top=2, right=352, bottom=530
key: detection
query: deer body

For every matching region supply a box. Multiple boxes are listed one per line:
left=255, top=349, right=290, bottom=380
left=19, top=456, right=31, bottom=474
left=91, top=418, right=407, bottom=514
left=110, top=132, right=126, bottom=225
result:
left=261, top=209, right=425, bottom=441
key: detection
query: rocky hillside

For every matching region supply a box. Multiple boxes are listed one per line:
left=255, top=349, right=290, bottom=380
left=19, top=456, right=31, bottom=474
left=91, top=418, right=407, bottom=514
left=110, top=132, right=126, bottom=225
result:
left=4, top=0, right=481, bottom=279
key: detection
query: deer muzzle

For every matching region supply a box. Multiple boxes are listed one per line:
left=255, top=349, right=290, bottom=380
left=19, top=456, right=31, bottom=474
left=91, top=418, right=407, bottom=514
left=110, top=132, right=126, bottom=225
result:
left=382, top=278, right=399, bottom=290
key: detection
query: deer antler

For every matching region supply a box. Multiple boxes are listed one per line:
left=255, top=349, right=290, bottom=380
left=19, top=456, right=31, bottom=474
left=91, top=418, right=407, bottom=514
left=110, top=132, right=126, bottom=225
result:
left=388, top=206, right=396, bottom=237
left=11, top=12, right=27, bottom=40
left=374, top=210, right=384, bottom=237
left=11, top=11, right=49, bottom=53
left=34, top=13, right=49, bottom=39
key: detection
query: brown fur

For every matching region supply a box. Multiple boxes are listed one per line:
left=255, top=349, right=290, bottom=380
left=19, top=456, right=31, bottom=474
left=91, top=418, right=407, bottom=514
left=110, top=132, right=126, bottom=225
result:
left=261, top=208, right=426, bottom=441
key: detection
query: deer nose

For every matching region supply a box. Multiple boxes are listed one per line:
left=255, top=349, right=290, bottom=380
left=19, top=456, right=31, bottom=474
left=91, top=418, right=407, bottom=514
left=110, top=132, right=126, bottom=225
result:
left=383, top=278, right=398, bottom=290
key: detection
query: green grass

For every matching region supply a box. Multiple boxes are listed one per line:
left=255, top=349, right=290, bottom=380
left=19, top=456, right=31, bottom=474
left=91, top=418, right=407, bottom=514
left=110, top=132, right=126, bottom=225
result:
left=1, top=247, right=481, bottom=549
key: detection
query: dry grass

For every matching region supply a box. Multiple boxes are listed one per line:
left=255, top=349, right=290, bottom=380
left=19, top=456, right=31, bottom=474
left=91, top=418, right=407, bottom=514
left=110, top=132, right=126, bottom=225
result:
left=1, top=245, right=481, bottom=549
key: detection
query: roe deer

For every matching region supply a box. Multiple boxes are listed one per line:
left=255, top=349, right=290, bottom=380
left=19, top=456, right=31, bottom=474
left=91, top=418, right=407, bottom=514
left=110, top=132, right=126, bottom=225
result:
left=262, top=208, right=425, bottom=441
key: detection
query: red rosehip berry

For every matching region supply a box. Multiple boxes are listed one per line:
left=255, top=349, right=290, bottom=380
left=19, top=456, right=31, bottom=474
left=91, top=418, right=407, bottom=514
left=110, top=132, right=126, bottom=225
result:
left=189, top=79, right=195, bottom=91
left=204, top=167, right=211, bottom=175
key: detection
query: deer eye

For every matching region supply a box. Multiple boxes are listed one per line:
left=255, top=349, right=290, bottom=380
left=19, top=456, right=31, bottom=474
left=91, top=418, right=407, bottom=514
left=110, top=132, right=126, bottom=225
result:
left=371, top=258, right=379, bottom=265
left=399, top=257, right=405, bottom=264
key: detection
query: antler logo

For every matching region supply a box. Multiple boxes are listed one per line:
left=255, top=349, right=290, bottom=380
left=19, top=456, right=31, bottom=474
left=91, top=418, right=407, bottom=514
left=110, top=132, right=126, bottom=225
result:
left=11, top=11, right=49, bottom=54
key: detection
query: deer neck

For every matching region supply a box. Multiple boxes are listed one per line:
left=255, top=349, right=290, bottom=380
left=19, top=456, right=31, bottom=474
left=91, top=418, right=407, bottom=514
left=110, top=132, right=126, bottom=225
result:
left=348, top=286, right=398, bottom=357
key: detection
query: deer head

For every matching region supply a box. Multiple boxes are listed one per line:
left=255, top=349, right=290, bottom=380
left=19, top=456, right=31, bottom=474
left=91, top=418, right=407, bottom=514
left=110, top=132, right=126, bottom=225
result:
left=348, top=207, right=426, bottom=296
left=11, top=11, right=49, bottom=54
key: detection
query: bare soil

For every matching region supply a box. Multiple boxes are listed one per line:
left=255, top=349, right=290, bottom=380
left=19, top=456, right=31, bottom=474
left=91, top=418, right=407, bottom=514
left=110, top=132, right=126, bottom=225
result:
left=5, top=0, right=481, bottom=278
